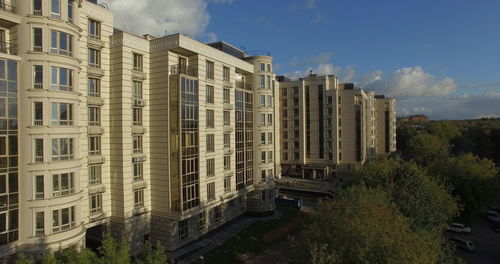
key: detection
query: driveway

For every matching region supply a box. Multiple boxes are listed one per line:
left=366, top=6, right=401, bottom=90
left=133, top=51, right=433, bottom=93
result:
left=449, top=216, right=500, bottom=264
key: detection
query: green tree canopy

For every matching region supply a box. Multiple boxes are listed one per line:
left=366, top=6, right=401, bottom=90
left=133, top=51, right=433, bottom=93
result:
left=294, top=187, right=441, bottom=264
left=407, top=133, right=449, bottom=166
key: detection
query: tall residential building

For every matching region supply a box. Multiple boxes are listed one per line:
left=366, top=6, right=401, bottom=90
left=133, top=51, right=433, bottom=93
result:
left=0, top=0, right=279, bottom=259
left=374, top=95, right=397, bottom=154
left=278, top=74, right=396, bottom=180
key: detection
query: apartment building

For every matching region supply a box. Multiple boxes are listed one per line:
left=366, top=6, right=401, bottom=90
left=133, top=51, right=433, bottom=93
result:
left=0, top=0, right=279, bottom=259
left=278, top=74, right=396, bottom=180
left=375, top=95, right=397, bottom=155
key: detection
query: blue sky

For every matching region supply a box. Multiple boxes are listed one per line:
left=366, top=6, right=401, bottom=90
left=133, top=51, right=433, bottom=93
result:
left=107, top=0, right=500, bottom=120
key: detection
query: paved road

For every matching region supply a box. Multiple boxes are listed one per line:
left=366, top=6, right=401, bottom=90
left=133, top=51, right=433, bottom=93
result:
left=449, top=217, right=500, bottom=264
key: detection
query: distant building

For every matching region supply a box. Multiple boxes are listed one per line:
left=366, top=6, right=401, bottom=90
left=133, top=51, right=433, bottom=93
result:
left=278, top=75, right=396, bottom=180
left=409, top=114, right=429, bottom=123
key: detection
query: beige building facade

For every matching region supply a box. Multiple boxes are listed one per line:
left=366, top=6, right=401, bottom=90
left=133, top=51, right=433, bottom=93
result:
left=278, top=75, right=396, bottom=180
left=0, top=0, right=279, bottom=259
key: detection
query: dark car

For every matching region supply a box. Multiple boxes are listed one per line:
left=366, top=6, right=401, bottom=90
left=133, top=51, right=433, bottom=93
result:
left=450, top=237, right=475, bottom=252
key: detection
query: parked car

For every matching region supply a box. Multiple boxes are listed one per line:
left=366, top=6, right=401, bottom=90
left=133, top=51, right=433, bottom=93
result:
left=489, top=205, right=500, bottom=213
left=487, top=210, right=500, bottom=222
left=446, top=223, right=471, bottom=233
left=450, top=237, right=475, bottom=252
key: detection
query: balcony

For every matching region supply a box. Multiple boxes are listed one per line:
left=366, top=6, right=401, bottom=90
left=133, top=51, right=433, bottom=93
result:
left=235, top=81, right=252, bottom=90
left=87, top=35, right=104, bottom=49
left=35, top=228, right=44, bottom=236
left=0, top=42, right=17, bottom=55
left=132, top=69, right=146, bottom=80
left=87, top=96, right=104, bottom=106
left=0, top=3, right=16, bottom=14
left=88, top=65, right=104, bottom=77
left=132, top=98, right=146, bottom=107
left=170, top=64, right=197, bottom=78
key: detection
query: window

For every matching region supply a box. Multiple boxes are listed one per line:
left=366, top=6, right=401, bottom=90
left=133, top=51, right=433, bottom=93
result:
left=261, top=151, right=266, bottom=163
left=50, top=67, right=73, bottom=91
left=294, top=120, right=299, bottom=128
left=268, top=169, right=273, bottom=178
left=223, top=133, right=230, bottom=149
left=223, top=88, right=230, bottom=104
left=198, top=212, right=206, bottom=231
left=267, top=76, right=271, bottom=89
left=33, top=28, right=43, bottom=52
left=134, top=189, right=144, bottom=208
left=294, top=141, right=299, bottom=149
left=33, top=0, right=42, bottom=15
left=267, top=95, right=273, bottom=107
left=51, top=0, right=61, bottom=18
left=259, top=113, right=265, bottom=126
left=206, top=61, right=214, bottom=80
left=52, top=206, right=75, bottom=233
left=88, top=48, right=100, bottom=67
left=51, top=31, right=73, bottom=56
left=294, top=130, right=299, bottom=138
left=223, top=66, right=230, bottom=81
left=224, top=177, right=231, bottom=192
left=268, top=132, right=273, bottom=144
left=293, top=98, right=299, bottom=106
left=133, top=162, right=143, bottom=181
left=34, top=138, right=43, bottom=162
left=50, top=103, right=73, bottom=126
left=133, top=81, right=143, bottom=99
left=261, top=170, right=266, bottom=180
left=294, top=152, right=299, bottom=160
left=213, top=206, right=221, bottom=222
left=89, top=165, right=101, bottom=185
left=283, top=152, right=288, bottom=160
left=89, top=193, right=102, bottom=215
left=133, top=53, right=143, bottom=72
left=223, top=111, right=230, bottom=126
left=33, top=102, right=43, bottom=126
left=224, top=155, right=231, bottom=170
left=282, top=88, right=288, bottom=96
left=328, top=96, right=333, bottom=104
left=260, top=132, right=266, bottom=145
left=260, top=95, right=266, bottom=107
left=133, top=108, right=142, bottom=126
left=88, top=107, right=100, bottom=126
left=267, top=64, right=271, bottom=72
left=51, top=138, right=74, bottom=161
left=206, top=85, right=214, bottom=104
left=35, top=175, right=44, bottom=199
left=34, top=65, right=43, bottom=89
left=207, top=182, right=215, bottom=201
left=206, top=134, right=214, bottom=152
left=282, top=110, right=287, bottom=117
left=35, top=212, right=44, bottom=236
left=88, top=19, right=101, bottom=39
left=207, top=158, right=215, bottom=177
left=260, top=63, right=265, bottom=72
left=283, top=142, right=288, bottom=150
left=133, top=135, right=143, bottom=154
left=294, top=109, right=299, bottom=117
left=206, top=110, right=214, bottom=128
left=282, top=120, right=288, bottom=128
left=68, top=0, right=73, bottom=23
left=338, top=107, right=342, bottom=115
left=268, top=151, right=273, bottom=162
left=88, top=136, right=101, bottom=156
left=260, top=75, right=265, bottom=89
left=88, top=78, right=100, bottom=97
left=52, top=172, right=74, bottom=197
left=267, top=114, right=273, bottom=125
left=179, top=220, right=188, bottom=240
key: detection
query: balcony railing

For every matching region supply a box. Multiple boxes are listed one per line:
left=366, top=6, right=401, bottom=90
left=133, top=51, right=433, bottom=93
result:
left=170, top=65, right=197, bottom=77
left=0, top=2, right=16, bottom=14
left=89, top=207, right=102, bottom=215
left=235, top=81, right=252, bottom=90
left=53, top=188, right=75, bottom=197
left=33, top=10, right=42, bottom=16
left=35, top=228, right=44, bottom=236
left=34, top=156, right=43, bottom=163
left=33, top=83, right=43, bottom=89
left=33, top=120, right=43, bottom=126
left=51, top=120, right=73, bottom=126
left=35, top=192, right=44, bottom=200
left=0, top=42, right=17, bottom=55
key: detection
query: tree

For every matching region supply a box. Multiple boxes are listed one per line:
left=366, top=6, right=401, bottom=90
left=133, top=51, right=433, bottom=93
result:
left=425, top=121, right=461, bottom=145
left=429, top=153, right=499, bottom=211
left=134, top=241, right=168, bottom=264
left=99, top=234, right=130, bottom=264
left=293, top=187, right=442, bottom=264
left=407, top=133, right=449, bottom=166
left=346, top=158, right=459, bottom=233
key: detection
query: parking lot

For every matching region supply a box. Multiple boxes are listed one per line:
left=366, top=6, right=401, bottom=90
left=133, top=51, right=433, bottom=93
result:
left=448, top=216, right=500, bottom=264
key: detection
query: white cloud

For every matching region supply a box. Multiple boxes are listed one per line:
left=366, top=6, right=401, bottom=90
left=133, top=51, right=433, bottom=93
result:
left=285, top=63, right=340, bottom=80
left=359, top=66, right=457, bottom=99
left=206, top=32, right=218, bottom=43
left=397, top=91, right=500, bottom=120
left=105, top=0, right=210, bottom=37
left=305, top=0, right=316, bottom=9
left=211, top=0, right=235, bottom=3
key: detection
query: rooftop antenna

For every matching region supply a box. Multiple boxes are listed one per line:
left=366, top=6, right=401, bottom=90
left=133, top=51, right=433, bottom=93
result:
left=309, top=69, right=313, bottom=76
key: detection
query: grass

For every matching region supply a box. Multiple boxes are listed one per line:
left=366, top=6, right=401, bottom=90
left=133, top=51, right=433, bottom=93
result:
left=194, top=206, right=302, bottom=264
